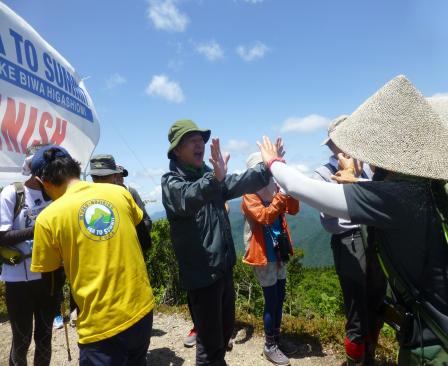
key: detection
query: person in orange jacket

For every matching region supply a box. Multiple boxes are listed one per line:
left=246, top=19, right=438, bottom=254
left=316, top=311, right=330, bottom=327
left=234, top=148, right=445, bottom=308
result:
left=241, top=152, right=300, bottom=366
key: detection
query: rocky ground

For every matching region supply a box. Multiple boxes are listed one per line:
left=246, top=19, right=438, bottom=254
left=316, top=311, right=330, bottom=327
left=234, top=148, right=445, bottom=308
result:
left=0, top=312, right=344, bottom=366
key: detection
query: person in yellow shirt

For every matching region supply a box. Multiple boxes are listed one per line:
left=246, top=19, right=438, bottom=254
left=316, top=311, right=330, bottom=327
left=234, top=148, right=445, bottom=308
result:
left=29, top=145, right=155, bottom=366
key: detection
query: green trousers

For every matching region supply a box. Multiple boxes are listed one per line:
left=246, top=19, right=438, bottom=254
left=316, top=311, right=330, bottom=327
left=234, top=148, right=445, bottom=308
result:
left=399, top=345, right=448, bottom=366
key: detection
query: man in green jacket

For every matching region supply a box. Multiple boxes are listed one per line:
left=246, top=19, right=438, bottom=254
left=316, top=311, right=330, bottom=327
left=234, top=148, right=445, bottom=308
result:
left=161, top=120, right=272, bottom=366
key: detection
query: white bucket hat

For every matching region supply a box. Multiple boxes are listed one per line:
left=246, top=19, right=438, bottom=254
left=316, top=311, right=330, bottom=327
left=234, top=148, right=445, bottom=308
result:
left=321, top=115, right=348, bottom=146
left=246, top=152, right=263, bottom=169
left=330, top=75, right=448, bottom=180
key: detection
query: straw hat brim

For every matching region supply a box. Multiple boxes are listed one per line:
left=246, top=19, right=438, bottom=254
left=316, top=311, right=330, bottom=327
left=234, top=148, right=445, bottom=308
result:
left=330, top=75, right=448, bottom=180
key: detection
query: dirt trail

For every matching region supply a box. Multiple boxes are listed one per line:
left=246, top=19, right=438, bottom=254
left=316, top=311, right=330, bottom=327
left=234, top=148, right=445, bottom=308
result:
left=0, top=312, right=343, bottom=365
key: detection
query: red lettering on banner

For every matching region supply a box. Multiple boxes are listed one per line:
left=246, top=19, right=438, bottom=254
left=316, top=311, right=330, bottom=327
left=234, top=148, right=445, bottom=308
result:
left=0, top=95, right=69, bottom=154
left=50, top=118, right=67, bottom=145
left=21, top=106, right=38, bottom=152
left=38, top=112, right=52, bottom=145
left=1, top=97, right=25, bottom=153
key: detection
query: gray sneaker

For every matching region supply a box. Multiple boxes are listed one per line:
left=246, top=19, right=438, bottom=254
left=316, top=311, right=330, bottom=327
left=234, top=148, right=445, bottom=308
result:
left=263, top=344, right=290, bottom=366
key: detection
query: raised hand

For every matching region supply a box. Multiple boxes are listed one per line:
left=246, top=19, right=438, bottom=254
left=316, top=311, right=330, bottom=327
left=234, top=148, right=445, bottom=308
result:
left=337, top=153, right=355, bottom=172
left=257, top=136, right=280, bottom=166
left=209, top=138, right=230, bottom=182
left=331, top=170, right=359, bottom=184
left=337, top=153, right=363, bottom=177
left=275, top=137, right=286, bottom=158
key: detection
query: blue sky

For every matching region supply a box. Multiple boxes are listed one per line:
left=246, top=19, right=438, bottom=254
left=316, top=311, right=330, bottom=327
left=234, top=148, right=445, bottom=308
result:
left=3, top=0, right=448, bottom=213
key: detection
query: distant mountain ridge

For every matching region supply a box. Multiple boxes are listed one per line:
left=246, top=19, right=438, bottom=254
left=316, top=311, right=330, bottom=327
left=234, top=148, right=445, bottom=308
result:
left=149, top=199, right=334, bottom=268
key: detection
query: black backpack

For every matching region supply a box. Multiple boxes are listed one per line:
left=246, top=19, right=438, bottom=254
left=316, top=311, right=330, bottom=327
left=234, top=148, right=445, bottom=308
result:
left=0, top=182, right=29, bottom=265
left=377, top=180, right=448, bottom=351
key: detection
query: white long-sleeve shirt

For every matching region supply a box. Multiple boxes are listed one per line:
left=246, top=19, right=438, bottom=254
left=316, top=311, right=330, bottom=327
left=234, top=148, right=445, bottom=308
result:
left=270, top=161, right=351, bottom=220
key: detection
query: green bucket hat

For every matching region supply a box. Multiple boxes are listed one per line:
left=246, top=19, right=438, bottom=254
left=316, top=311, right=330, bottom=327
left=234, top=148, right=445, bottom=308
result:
left=167, top=119, right=211, bottom=159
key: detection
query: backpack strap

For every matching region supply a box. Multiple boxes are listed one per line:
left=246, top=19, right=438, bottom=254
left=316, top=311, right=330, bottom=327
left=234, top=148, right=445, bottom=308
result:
left=430, top=181, right=448, bottom=246
left=12, top=182, right=25, bottom=220
left=376, top=243, right=448, bottom=352
left=314, top=163, right=338, bottom=181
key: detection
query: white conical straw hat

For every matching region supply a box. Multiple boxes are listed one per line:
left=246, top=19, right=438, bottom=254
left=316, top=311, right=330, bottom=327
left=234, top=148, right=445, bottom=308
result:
left=330, top=75, right=448, bottom=180
left=427, top=95, right=448, bottom=127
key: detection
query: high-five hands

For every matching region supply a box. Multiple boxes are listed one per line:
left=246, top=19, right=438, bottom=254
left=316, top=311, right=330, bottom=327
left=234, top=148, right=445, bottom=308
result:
left=257, top=136, right=284, bottom=166
left=209, top=138, right=230, bottom=182
left=275, top=137, right=286, bottom=158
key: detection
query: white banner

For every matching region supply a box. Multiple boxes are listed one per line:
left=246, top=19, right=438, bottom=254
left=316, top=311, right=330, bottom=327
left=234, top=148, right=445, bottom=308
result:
left=0, top=3, right=100, bottom=180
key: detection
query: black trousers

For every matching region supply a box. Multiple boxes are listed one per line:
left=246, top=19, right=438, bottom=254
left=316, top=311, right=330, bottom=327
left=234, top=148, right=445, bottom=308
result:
left=187, top=272, right=235, bottom=366
left=5, top=279, right=59, bottom=366
left=331, top=230, right=386, bottom=343
left=79, top=311, right=153, bottom=366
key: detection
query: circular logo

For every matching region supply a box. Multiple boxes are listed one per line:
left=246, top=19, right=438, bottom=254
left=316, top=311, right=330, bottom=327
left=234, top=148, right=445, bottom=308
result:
left=78, top=200, right=119, bottom=241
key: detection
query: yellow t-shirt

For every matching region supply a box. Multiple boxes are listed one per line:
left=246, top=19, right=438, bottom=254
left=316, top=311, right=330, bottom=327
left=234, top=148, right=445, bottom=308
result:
left=31, top=181, right=155, bottom=344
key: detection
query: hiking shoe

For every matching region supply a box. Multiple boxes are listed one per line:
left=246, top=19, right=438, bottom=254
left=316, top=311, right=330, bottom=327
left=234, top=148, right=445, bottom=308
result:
left=263, top=344, right=290, bottom=366
left=183, top=328, right=197, bottom=347
left=53, top=315, right=63, bottom=330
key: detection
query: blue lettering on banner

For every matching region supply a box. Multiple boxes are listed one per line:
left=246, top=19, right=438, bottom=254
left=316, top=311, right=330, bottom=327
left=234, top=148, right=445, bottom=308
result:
left=24, top=40, right=38, bottom=72
left=0, top=56, right=93, bottom=123
left=0, top=35, right=5, bottom=55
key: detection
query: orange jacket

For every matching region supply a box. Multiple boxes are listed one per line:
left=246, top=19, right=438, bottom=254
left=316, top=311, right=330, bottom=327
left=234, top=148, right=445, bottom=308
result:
left=241, top=192, right=299, bottom=266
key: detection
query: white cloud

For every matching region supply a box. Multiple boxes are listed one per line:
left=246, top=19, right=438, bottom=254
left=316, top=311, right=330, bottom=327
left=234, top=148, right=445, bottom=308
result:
left=224, top=139, right=250, bottom=153
left=223, top=139, right=256, bottom=157
left=147, top=0, right=189, bottom=32
left=196, top=41, right=224, bottom=61
left=105, top=73, right=126, bottom=89
left=279, top=114, right=330, bottom=133
left=236, top=41, right=269, bottom=62
left=133, top=168, right=166, bottom=179
left=127, top=182, right=142, bottom=190
left=431, top=92, right=448, bottom=98
left=242, top=0, right=264, bottom=3
left=145, top=74, right=184, bottom=103
left=144, top=185, right=165, bottom=214
left=144, top=185, right=163, bottom=203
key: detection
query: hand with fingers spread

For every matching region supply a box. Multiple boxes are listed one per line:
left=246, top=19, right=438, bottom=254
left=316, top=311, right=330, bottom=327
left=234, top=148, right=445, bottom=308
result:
left=257, top=136, right=284, bottom=169
left=209, top=138, right=230, bottom=182
left=275, top=137, right=286, bottom=158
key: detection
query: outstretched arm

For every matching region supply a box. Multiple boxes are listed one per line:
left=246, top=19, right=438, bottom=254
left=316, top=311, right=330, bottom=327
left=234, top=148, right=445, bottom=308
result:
left=258, top=136, right=350, bottom=220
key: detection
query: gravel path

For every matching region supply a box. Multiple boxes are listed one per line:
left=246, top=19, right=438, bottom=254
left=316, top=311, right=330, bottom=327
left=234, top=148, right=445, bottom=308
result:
left=0, top=312, right=343, bottom=365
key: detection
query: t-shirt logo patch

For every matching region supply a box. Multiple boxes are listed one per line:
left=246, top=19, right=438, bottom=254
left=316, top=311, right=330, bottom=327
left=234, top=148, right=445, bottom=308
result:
left=78, top=200, right=120, bottom=241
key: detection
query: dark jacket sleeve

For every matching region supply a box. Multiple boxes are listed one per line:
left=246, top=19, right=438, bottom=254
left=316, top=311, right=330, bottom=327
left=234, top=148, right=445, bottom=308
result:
left=136, top=219, right=152, bottom=252
left=222, top=162, right=272, bottom=201
left=0, top=227, right=34, bottom=246
left=161, top=172, right=222, bottom=217
left=129, top=187, right=152, bottom=233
